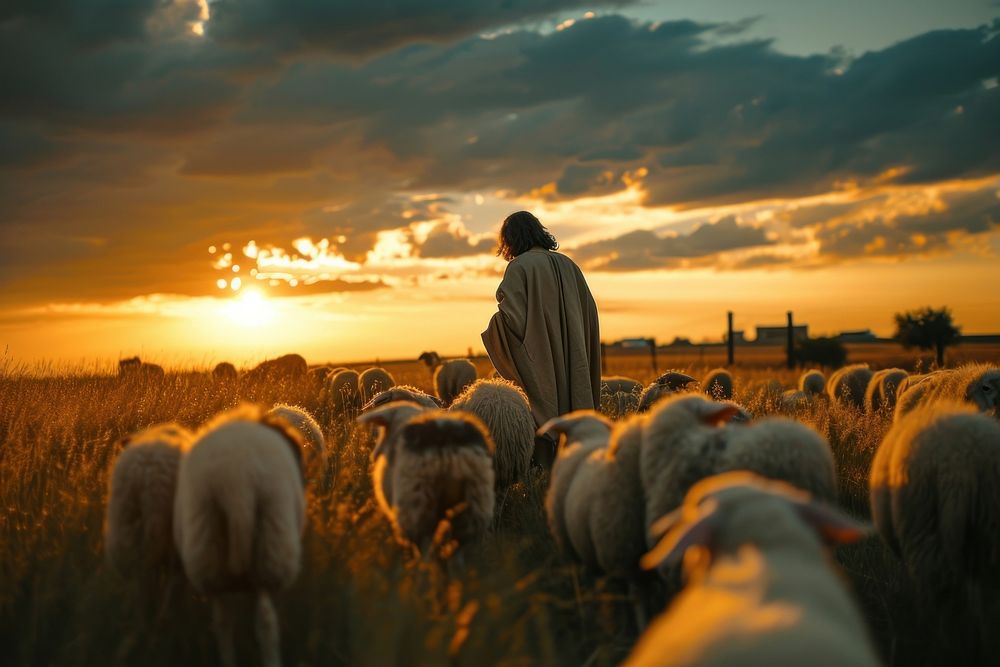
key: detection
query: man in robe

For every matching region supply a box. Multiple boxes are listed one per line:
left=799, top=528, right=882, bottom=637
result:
left=482, top=211, right=602, bottom=469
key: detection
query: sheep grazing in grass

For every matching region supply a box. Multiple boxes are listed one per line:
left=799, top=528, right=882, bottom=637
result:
left=212, top=362, right=238, bottom=382
left=779, top=389, right=810, bottom=412
left=539, top=411, right=614, bottom=556
left=327, top=369, right=361, bottom=416
left=798, top=369, right=826, bottom=396
left=118, top=356, right=165, bottom=381
left=865, top=368, right=908, bottom=413
left=433, top=359, right=478, bottom=406
left=637, top=371, right=698, bottom=413
left=247, top=353, right=308, bottom=383
left=173, top=405, right=306, bottom=667
left=449, top=379, right=534, bottom=490
left=702, top=368, right=733, bottom=400
left=359, top=367, right=396, bottom=405
left=105, top=423, right=192, bottom=577
left=870, top=402, right=1000, bottom=600
left=418, top=350, right=443, bottom=370
left=826, top=364, right=873, bottom=410
left=267, top=404, right=325, bottom=456
left=629, top=472, right=877, bottom=667
left=601, top=376, right=642, bottom=420
left=895, top=364, right=1000, bottom=421
left=640, top=394, right=834, bottom=547
left=602, top=376, right=643, bottom=395
left=358, top=404, right=494, bottom=560
left=365, top=385, right=443, bottom=410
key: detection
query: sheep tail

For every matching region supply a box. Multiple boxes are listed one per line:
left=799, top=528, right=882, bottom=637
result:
left=219, top=489, right=257, bottom=576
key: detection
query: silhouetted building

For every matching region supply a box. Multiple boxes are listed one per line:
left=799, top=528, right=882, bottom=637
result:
left=836, top=329, right=878, bottom=342
left=755, top=325, right=808, bottom=345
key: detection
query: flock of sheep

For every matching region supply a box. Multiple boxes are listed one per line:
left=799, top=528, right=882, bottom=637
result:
left=104, top=355, right=1000, bottom=666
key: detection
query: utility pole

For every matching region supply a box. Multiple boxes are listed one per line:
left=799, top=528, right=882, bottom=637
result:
left=727, top=311, right=735, bottom=366
left=649, top=337, right=658, bottom=374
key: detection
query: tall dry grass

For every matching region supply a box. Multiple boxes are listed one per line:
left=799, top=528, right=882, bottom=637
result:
left=0, top=356, right=997, bottom=665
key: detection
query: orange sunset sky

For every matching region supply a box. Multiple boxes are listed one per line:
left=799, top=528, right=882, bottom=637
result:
left=1, top=1, right=998, bottom=367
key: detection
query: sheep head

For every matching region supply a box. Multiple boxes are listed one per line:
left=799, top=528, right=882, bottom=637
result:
left=967, top=368, right=1000, bottom=418
left=357, top=401, right=427, bottom=461
left=641, top=471, right=870, bottom=576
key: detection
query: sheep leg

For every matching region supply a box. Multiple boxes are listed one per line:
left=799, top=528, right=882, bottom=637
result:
left=211, top=594, right=239, bottom=667
left=255, top=590, right=282, bottom=667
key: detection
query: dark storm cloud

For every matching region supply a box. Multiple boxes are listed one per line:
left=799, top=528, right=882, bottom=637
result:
left=568, top=216, right=774, bottom=270
left=208, top=0, right=630, bottom=56
left=1, top=5, right=999, bottom=306
left=814, top=186, right=1000, bottom=259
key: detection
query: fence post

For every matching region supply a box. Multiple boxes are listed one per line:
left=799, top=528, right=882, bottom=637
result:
left=649, top=338, right=658, bottom=374
left=727, top=311, right=735, bottom=366
left=786, top=311, right=795, bottom=369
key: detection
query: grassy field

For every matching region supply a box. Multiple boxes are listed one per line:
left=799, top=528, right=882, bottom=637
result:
left=2, top=351, right=999, bottom=666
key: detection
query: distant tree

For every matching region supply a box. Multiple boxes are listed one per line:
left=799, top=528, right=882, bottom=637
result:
left=893, top=306, right=961, bottom=368
left=796, top=337, right=847, bottom=368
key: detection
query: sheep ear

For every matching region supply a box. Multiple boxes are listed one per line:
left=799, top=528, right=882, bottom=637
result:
left=793, top=501, right=872, bottom=545
left=537, top=415, right=574, bottom=438
left=698, top=403, right=743, bottom=426
left=356, top=403, right=401, bottom=427
left=641, top=499, right=720, bottom=572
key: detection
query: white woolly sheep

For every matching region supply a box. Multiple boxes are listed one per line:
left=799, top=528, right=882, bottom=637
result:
left=327, top=369, right=361, bottom=416
left=702, top=368, right=733, bottom=400
left=826, top=364, right=873, bottom=409
left=865, top=368, right=908, bottom=413
left=640, top=394, right=834, bottom=547
left=449, top=379, right=534, bottom=490
left=538, top=411, right=614, bottom=556
left=798, top=369, right=826, bottom=396
left=629, top=472, right=878, bottom=667
left=779, top=389, right=810, bottom=412
left=637, top=371, right=699, bottom=413
left=434, top=358, right=478, bottom=405
left=358, top=404, right=495, bottom=559
left=359, top=367, right=396, bottom=405
left=105, top=423, right=192, bottom=576
left=894, top=364, right=1000, bottom=421
left=173, top=405, right=306, bottom=667
left=268, top=404, right=325, bottom=456
left=870, top=402, right=1000, bottom=599
left=365, top=385, right=443, bottom=410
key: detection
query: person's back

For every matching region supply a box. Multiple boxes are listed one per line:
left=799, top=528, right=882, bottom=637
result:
left=482, top=212, right=602, bottom=466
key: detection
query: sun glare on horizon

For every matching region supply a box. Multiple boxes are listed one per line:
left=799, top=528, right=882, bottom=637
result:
left=221, top=289, right=275, bottom=328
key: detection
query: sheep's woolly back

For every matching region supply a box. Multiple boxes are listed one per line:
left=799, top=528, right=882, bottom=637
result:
left=640, top=395, right=737, bottom=544
left=268, top=404, right=325, bottom=456
left=388, top=411, right=495, bottom=553
left=105, top=423, right=192, bottom=575
left=359, top=367, right=396, bottom=405
left=798, top=370, right=826, bottom=396
left=327, top=369, right=361, bottom=416
left=450, top=379, right=533, bottom=488
left=433, top=359, right=478, bottom=405
left=865, top=368, right=908, bottom=413
left=174, top=404, right=306, bottom=594
left=719, top=418, right=838, bottom=504
left=702, top=369, right=734, bottom=400
left=827, top=364, right=873, bottom=409
left=366, top=385, right=442, bottom=410
left=212, top=362, right=238, bottom=381
left=894, top=364, right=1000, bottom=421
left=627, top=475, right=880, bottom=667
left=870, top=402, right=1000, bottom=598
left=542, top=411, right=613, bottom=557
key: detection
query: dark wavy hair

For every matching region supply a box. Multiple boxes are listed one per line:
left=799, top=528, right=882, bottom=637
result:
left=496, top=211, right=558, bottom=261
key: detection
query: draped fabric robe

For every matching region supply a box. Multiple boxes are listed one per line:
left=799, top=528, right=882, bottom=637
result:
left=482, top=248, right=602, bottom=429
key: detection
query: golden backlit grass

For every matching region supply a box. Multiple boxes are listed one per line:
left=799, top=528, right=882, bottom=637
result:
left=1, top=353, right=998, bottom=666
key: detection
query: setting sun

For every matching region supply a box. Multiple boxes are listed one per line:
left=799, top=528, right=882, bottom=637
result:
left=221, top=289, right=275, bottom=328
